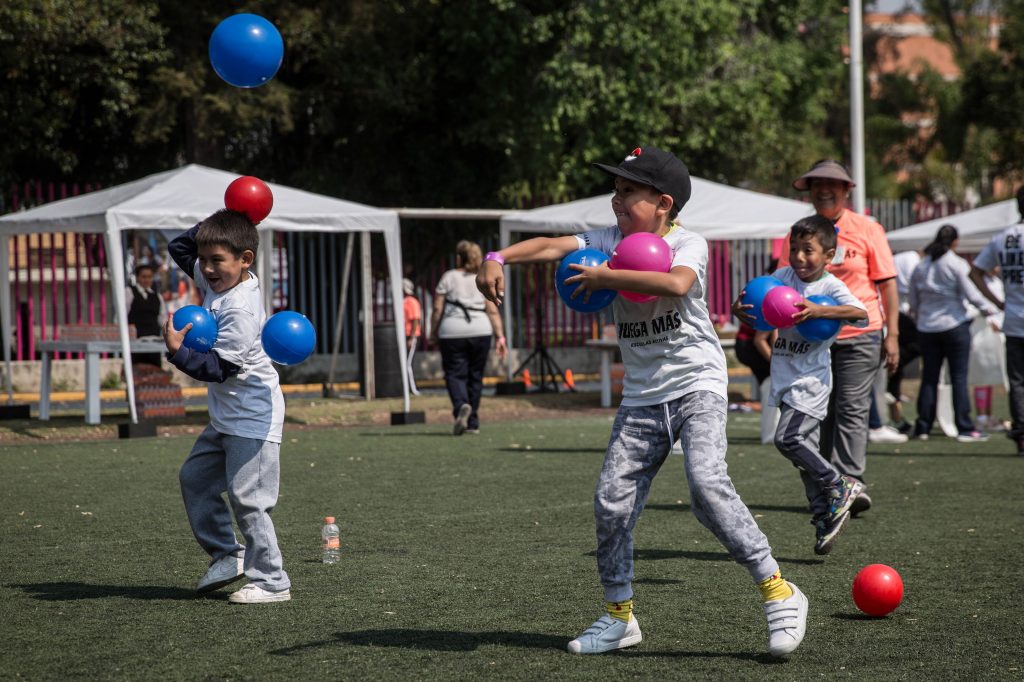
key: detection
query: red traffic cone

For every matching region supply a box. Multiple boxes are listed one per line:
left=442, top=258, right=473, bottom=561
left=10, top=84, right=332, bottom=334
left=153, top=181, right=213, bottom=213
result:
left=522, top=368, right=533, bottom=389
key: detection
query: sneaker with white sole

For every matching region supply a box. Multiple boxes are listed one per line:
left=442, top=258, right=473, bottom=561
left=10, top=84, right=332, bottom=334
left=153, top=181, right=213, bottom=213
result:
left=566, top=614, right=642, bottom=654
left=196, top=553, right=245, bottom=594
left=764, top=582, right=808, bottom=657
left=956, top=430, right=990, bottom=443
left=869, top=426, right=908, bottom=444
left=453, top=404, right=472, bottom=436
left=228, top=584, right=291, bottom=604
left=849, top=489, right=872, bottom=517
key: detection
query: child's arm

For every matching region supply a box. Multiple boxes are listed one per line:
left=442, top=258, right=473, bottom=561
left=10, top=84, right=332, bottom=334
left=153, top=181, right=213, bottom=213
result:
left=162, top=313, right=242, bottom=384
left=168, top=225, right=200, bottom=279
left=969, top=265, right=1005, bottom=310
left=567, top=264, right=698, bottom=299
left=753, top=330, right=773, bottom=362
left=791, top=300, right=867, bottom=324
left=477, top=236, right=581, bottom=305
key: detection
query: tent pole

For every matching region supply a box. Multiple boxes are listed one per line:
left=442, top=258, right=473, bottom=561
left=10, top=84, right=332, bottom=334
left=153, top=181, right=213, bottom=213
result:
left=104, top=225, right=138, bottom=423
left=382, top=228, right=410, bottom=413
left=360, top=232, right=375, bottom=400
left=325, top=232, right=354, bottom=396
left=259, top=229, right=274, bottom=314
left=0, top=236, right=13, bottom=401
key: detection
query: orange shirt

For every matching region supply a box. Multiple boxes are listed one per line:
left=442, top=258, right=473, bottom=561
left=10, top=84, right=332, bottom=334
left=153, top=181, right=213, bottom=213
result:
left=778, top=211, right=896, bottom=340
left=403, top=295, right=422, bottom=338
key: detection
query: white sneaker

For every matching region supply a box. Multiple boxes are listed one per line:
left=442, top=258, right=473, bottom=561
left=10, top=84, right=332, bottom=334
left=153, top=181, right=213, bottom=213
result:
left=196, top=553, right=245, bottom=593
left=869, top=426, right=909, bottom=444
left=764, top=582, right=808, bottom=657
left=567, top=614, right=642, bottom=654
left=228, top=584, right=291, bottom=604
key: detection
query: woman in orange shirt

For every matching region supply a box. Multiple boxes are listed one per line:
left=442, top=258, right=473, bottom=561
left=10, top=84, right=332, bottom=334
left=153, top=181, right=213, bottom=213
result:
left=777, top=160, right=900, bottom=516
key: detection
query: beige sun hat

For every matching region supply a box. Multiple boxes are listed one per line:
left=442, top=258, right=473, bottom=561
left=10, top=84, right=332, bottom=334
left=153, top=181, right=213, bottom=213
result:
left=793, top=160, right=856, bottom=191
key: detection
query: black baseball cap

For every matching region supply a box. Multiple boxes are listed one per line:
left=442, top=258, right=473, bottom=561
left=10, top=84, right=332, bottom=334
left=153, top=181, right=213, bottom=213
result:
left=594, top=146, right=692, bottom=214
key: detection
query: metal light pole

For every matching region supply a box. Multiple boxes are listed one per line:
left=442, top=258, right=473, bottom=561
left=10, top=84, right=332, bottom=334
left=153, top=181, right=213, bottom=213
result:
left=850, top=0, right=867, bottom=212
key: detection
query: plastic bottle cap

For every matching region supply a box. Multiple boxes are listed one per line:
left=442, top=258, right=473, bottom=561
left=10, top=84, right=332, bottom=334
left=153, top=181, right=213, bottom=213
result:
left=324, top=516, right=335, bottom=524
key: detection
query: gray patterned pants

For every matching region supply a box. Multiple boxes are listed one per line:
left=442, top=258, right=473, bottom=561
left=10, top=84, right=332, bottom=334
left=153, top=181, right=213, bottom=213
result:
left=595, top=391, right=779, bottom=602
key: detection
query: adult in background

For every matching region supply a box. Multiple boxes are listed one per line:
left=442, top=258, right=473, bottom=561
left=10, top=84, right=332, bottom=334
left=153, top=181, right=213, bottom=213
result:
left=908, top=225, right=997, bottom=442
left=886, top=248, right=922, bottom=433
left=127, top=263, right=168, bottom=368
left=777, top=160, right=900, bottom=515
left=430, top=241, right=508, bottom=435
left=969, top=186, right=1024, bottom=455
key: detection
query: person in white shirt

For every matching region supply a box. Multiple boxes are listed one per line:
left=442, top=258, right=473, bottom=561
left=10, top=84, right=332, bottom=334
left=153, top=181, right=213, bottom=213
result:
left=909, top=224, right=998, bottom=442
left=886, top=249, right=922, bottom=432
left=477, top=146, right=808, bottom=659
left=969, top=186, right=1024, bottom=455
left=165, top=209, right=290, bottom=605
left=735, top=216, right=867, bottom=556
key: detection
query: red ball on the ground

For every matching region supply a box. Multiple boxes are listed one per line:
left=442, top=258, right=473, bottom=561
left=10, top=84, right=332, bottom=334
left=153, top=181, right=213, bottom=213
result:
left=224, top=176, right=273, bottom=224
left=852, top=563, right=904, bottom=616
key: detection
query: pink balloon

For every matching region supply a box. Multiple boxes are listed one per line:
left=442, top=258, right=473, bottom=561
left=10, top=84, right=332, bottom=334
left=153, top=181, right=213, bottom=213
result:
left=609, top=232, right=671, bottom=303
left=762, top=286, right=803, bottom=329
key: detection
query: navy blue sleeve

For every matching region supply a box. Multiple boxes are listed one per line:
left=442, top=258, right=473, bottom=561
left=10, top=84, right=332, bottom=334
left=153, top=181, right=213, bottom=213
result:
left=167, top=345, right=241, bottom=383
left=168, top=224, right=201, bottom=279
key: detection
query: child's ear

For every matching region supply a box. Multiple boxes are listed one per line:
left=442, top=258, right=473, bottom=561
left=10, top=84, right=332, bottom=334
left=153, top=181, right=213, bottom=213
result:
left=658, top=193, right=674, bottom=215
left=240, top=249, right=256, bottom=267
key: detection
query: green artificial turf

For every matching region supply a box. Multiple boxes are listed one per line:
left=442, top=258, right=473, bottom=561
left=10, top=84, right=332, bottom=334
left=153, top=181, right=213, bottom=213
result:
left=1, top=411, right=1020, bottom=680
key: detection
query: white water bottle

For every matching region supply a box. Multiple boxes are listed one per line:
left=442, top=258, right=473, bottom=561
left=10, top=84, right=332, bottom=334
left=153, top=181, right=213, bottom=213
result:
left=322, top=516, right=341, bottom=564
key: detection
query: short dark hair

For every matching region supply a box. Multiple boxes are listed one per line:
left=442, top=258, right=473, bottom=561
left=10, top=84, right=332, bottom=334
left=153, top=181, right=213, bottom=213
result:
left=790, top=215, right=837, bottom=251
left=196, top=209, right=258, bottom=257
left=134, top=263, right=155, bottom=277
left=1016, top=186, right=1024, bottom=216
left=924, top=224, right=958, bottom=260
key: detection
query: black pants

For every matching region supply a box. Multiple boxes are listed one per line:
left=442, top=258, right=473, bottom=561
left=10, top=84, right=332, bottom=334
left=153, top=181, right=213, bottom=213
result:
left=915, top=321, right=974, bottom=436
left=1006, top=336, right=1024, bottom=438
left=734, top=338, right=770, bottom=385
left=886, top=312, right=920, bottom=398
left=439, top=335, right=492, bottom=430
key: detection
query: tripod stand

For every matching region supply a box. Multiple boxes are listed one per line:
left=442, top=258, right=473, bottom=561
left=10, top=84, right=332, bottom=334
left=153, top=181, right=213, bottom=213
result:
left=512, top=269, right=574, bottom=393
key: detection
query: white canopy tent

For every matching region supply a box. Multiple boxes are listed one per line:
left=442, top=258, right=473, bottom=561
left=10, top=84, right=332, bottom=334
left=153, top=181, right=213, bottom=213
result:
left=0, top=164, right=409, bottom=421
left=497, top=177, right=815, bottom=376
left=886, top=200, right=1022, bottom=253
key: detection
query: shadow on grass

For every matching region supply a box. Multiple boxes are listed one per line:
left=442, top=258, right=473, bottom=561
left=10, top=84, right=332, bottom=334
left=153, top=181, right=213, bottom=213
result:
left=270, top=628, right=566, bottom=655
left=358, top=431, right=452, bottom=437
left=831, top=612, right=887, bottom=621
left=499, top=447, right=606, bottom=454
left=612, top=649, right=778, bottom=664
left=585, top=549, right=824, bottom=566
left=10, top=582, right=197, bottom=601
left=645, top=503, right=808, bottom=515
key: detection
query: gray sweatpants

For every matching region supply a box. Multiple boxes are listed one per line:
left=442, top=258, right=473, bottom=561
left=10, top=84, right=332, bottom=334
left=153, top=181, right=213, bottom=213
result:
left=179, top=425, right=291, bottom=592
left=595, top=391, right=779, bottom=603
left=822, top=333, right=883, bottom=483
left=774, top=403, right=841, bottom=517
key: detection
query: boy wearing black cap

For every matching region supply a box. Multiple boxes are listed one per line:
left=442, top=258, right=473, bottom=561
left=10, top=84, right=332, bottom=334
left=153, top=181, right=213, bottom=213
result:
left=477, top=147, right=808, bottom=658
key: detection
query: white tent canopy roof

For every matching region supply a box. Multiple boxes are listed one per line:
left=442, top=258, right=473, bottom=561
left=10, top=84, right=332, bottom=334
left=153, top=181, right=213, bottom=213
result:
left=886, top=200, right=1021, bottom=253
left=499, top=177, right=815, bottom=240
left=0, top=164, right=409, bottom=419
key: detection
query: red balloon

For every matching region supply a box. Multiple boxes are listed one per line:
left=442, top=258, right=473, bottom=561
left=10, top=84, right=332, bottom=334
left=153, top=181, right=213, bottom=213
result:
left=224, top=176, right=273, bottom=224
left=852, top=564, right=904, bottom=617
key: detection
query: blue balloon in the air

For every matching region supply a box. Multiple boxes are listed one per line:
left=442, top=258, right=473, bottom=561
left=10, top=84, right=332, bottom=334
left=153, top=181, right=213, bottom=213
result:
left=796, top=294, right=842, bottom=342
left=556, top=249, right=617, bottom=313
left=740, top=275, right=785, bottom=331
left=173, top=305, right=218, bottom=352
left=209, top=14, right=284, bottom=88
left=262, top=311, right=316, bottom=365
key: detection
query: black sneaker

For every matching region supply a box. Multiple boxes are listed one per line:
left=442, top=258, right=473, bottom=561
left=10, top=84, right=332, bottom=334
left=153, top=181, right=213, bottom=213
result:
left=894, top=420, right=913, bottom=435
left=849, top=490, right=872, bottom=517
left=814, top=511, right=851, bottom=555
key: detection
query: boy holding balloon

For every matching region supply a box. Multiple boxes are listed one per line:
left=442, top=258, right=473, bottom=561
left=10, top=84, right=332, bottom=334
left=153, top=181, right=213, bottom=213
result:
left=164, top=208, right=290, bottom=604
left=733, top=215, right=867, bottom=555
left=478, top=146, right=808, bottom=658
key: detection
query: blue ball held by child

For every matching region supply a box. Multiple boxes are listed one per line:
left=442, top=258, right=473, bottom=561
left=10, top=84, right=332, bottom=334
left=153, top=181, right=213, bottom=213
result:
left=209, top=14, right=284, bottom=88
left=796, top=294, right=841, bottom=342
left=262, top=311, right=316, bottom=365
left=173, top=305, right=218, bottom=352
left=740, top=275, right=785, bottom=331
left=556, top=249, right=617, bottom=313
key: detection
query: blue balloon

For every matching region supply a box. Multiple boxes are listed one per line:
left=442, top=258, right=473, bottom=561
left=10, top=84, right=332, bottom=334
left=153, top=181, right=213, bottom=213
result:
left=262, top=311, right=316, bottom=365
left=796, top=294, right=842, bottom=342
left=556, top=249, right=617, bottom=313
left=740, top=276, right=785, bottom=331
left=209, top=14, right=284, bottom=88
left=172, top=305, right=218, bottom=352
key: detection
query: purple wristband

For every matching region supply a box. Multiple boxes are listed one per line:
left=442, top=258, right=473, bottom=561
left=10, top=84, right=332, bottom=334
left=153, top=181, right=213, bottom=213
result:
left=485, top=251, right=505, bottom=266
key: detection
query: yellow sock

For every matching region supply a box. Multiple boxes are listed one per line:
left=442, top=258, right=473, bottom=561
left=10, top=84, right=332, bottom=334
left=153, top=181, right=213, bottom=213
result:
left=757, top=572, right=793, bottom=602
left=605, top=599, right=633, bottom=622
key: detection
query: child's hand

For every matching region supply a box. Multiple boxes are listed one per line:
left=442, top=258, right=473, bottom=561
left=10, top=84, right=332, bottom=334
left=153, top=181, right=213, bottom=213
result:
left=563, top=262, right=610, bottom=303
left=163, top=315, right=191, bottom=354
left=792, top=299, right=823, bottom=323
left=732, top=293, right=756, bottom=325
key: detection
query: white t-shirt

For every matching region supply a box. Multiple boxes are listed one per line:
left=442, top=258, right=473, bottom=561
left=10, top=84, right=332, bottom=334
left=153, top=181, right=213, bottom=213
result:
left=893, top=250, right=921, bottom=312
left=577, top=225, right=728, bottom=406
left=435, top=269, right=493, bottom=339
left=974, top=223, right=1024, bottom=339
left=766, top=267, right=867, bottom=420
left=193, top=267, right=285, bottom=443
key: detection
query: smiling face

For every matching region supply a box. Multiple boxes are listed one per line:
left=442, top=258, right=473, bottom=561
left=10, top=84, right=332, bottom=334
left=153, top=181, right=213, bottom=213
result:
left=808, top=178, right=850, bottom=220
left=610, top=178, right=672, bottom=235
left=198, top=244, right=253, bottom=293
left=789, top=232, right=834, bottom=282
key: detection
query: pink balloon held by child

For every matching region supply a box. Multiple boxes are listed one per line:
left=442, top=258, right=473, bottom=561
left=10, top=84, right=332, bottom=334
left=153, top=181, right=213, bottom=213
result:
left=609, top=232, right=673, bottom=302
left=761, top=286, right=803, bottom=329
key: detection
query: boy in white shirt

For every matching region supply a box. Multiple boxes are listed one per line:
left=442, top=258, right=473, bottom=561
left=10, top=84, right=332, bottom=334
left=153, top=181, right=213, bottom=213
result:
left=735, top=216, right=868, bottom=555
left=164, top=209, right=290, bottom=604
left=477, top=146, right=808, bottom=659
